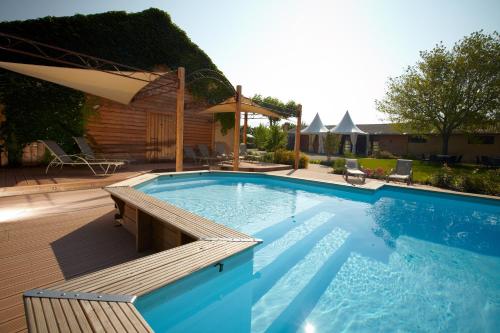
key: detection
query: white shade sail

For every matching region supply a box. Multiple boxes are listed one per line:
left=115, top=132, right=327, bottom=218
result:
left=199, top=96, right=283, bottom=118
left=301, top=113, right=329, bottom=134
left=330, top=110, right=366, bottom=134
left=0, top=61, right=163, bottom=105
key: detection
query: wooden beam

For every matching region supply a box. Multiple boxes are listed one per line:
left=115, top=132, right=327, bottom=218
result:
left=243, top=112, right=248, bottom=145
left=233, top=85, right=242, bottom=171
left=294, top=104, right=302, bottom=170
left=175, top=67, right=185, bottom=172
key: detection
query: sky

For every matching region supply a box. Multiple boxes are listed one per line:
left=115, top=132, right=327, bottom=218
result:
left=1, top=0, right=499, bottom=126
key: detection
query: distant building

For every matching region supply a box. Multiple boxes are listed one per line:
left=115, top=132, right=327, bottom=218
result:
left=288, top=114, right=499, bottom=162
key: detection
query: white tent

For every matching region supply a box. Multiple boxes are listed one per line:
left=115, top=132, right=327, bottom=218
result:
left=331, top=111, right=367, bottom=154
left=301, top=113, right=329, bottom=153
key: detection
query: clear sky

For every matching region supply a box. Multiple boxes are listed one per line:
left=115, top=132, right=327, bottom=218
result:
left=1, top=0, right=499, bottom=125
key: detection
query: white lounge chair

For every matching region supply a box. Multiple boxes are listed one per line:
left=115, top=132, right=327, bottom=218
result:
left=39, top=140, right=124, bottom=176
left=344, top=159, right=366, bottom=183
left=387, top=159, right=413, bottom=185
left=73, top=136, right=130, bottom=164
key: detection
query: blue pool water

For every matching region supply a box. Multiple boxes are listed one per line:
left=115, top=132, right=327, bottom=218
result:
left=134, top=173, right=500, bottom=333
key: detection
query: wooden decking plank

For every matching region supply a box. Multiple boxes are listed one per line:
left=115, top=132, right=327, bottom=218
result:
left=50, top=241, right=218, bottom=292
left=49, top=298, right=70, bottom=333
left=118, top=303, right=152, bottom=333
left=68, top=299, right=92, bottom=332
left=88, top=301, right=116, bottom=333
left=30, top=298, right=48, bottom=333
left=98, top=301, right=126, bottom=332
left=79, top=300, right=105, bottom=333
left=40, top=298, right=59, bottom=333
left=108, top=241, right=256, bottom=296
left=109, top=302, right=137, bottom=333
left=23, top=298, right=36, bottom=333
left=107, top=186, right=250, bottom=239
left=59, top=299, right=83, bottom=333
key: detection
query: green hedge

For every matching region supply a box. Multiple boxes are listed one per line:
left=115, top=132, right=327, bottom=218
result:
left=0, top=8, right=232, bottom=164
left=262, top=149, right=308, bottom=169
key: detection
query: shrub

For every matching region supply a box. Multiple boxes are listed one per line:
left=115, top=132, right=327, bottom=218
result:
left=462, top=169, right=499, bottom=196
left=332, top=158, right=346, bottom=174
left=272, top=149, right=308, bottom=168
left=309, top=159, right=322, bottom=164
left=431, top=165, right=465, bottom=192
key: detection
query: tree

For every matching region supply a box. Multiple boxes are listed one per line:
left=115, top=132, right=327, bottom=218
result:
left=376, top=31, right=500, bottom=154
left=253, top=124, right=269, bottom=150
left=251, top=94, right=300, bottom=126
left=266, top=125, right=287, bottom=151
left=324, top=133, right=340, bottom=161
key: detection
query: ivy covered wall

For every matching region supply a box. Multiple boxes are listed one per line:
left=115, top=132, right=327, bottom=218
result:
left=0, top=8, right=233, bottom=164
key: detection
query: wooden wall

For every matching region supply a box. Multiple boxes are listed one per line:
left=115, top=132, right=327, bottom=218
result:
left=85, top=73, right=214, bottom=162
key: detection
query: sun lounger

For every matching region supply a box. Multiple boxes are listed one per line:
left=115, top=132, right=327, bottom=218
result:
left=197, top=144, right=223, bottom=165
left=73, top=136, right=130, bottom=164
left=39, top=140, right=124, bottom=175
left=344, top=159, right=366, bottom=183
left=387, top=159, right=413, bottom=185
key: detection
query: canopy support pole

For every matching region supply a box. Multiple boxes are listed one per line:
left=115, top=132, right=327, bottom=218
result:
left=243, top=112, right=248, bottom=145
left=175, top=67, right=185, bottom=172
left=233, top=85, right=242, bottom=171
left=294, top=104, right=302, bottom=170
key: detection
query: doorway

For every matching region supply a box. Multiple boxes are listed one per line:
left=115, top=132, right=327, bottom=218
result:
left=146, top=112, right=175, bottom=161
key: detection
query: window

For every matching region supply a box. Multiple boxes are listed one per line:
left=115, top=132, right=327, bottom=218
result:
left=468, top=135, right=494, bottom=145
left=408, top=135, right=427, bottom=143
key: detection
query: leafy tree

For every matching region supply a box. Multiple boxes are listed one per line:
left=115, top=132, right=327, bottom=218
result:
left=376, top=31, right=500, bottom=154
left=324, top=133, right=341, bottom=161
left=251, top=94, right=300, bottom=125
left=266, top=125, right=287, bottom=151
left=253, top=124, right=269, bottom=150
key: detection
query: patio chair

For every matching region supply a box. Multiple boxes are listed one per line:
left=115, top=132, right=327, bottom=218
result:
left=215, top=142, right=232, bottom=162
left=183, top=146, right=201, bottom=164
left=197, top=144, right=223, bottom=165
left=73, top=136, right=130, bottom=164
left=240, top=143, right=248, bottom=159
left=39, top=140, right=124, bottom=176
left=387, top=159, right=413, bottom=185
left=344, top=159, right=366, bottom=183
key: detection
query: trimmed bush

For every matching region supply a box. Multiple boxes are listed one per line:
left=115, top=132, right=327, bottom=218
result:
left=270, top=149, right=308, bottom=168
left=332, top=158, right=346, bottom=175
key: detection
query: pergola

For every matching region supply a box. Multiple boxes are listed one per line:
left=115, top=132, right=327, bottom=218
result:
left=0, top=32, right=304, bottom=172
left=199, top=91, right=300, bottom=171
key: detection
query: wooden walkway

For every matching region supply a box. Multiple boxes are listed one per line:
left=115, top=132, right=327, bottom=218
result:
left=18, top=181, right=260, bottom=333
left=0, top=199, right=146, bottom=332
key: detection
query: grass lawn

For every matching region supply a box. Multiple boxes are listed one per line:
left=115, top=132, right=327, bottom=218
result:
left=358, top=158, right=486, bottom=183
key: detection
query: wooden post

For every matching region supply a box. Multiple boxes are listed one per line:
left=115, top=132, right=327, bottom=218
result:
left=294, top=104, right=302, bottom=170
left=233, top=85, right=242, bottom=171
left=243, top=112, right=248, bottom=145
left=175, top=67, right=185, bottom=172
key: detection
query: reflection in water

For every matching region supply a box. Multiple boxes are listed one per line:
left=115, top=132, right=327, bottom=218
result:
left=369, top=188, right=500, bottom=256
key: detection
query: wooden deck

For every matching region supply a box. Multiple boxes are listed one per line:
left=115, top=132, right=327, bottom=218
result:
left=0, top=163, right=207, bottom=197
left=0, top=195, right=146, bottom=333
left=18, top=181, right=259, bottom=333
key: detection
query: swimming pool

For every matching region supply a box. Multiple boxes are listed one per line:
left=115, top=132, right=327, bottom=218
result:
left=134, top=172, right=500, bottom=333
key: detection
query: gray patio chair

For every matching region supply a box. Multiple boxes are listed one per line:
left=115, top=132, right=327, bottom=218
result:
left=215, top=142, right=232, bottom=162
left=39, top=140, right=124, bottom=176
left=183, top=146, right=202, bottom=164
left=387, top=159, right=413, bottom=185
left=73, top=136, right=130, bottom=164
left=197, top=144, right=223, bottom=165
left=240, top=143, right=248, bottom=159
left=344, top=159, right=366, bottom=183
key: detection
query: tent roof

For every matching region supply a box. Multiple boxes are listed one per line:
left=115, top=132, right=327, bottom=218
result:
left=330, top=111, right=366, bottom=134
left=0, top=61, right=163, bottom=105
left=199, top=96, right=283, bottom=118
left=301, top=113, right=329, bottom=134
